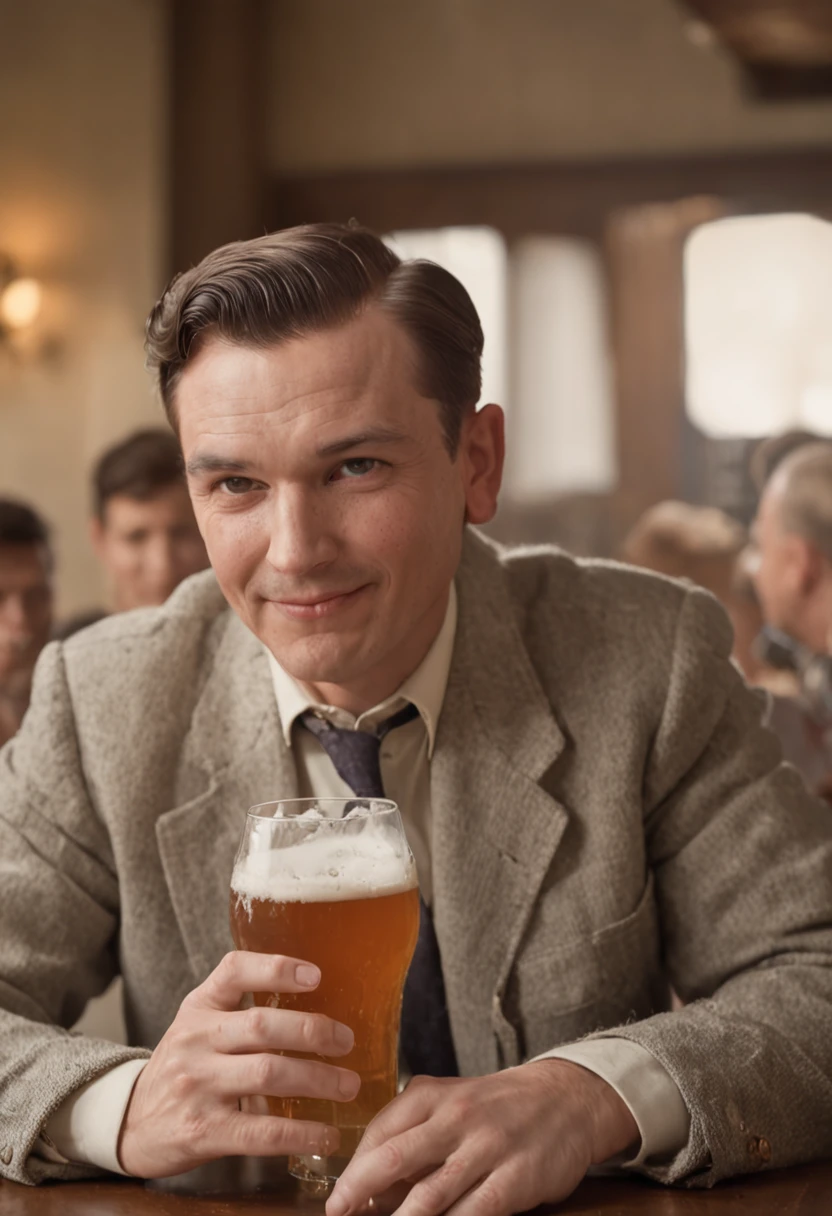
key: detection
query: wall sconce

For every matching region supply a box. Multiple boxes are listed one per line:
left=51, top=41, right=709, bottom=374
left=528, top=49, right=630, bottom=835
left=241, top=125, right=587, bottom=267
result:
left=0, top=257, right=43, bottom=341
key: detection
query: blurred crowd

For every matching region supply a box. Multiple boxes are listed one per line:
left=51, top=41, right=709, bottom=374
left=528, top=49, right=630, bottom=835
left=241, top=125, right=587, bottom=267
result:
left=0, top=428, right=209, bottom=747
left=621, top=432, right=832, bottom=803
left=1, top=426, right=831, bottom=800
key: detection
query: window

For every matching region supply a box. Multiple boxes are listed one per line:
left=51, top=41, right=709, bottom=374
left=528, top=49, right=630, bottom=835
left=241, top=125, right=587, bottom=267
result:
left=386, top=227, right=616, bottom=500
left=685, top=213, right=832, bottom=439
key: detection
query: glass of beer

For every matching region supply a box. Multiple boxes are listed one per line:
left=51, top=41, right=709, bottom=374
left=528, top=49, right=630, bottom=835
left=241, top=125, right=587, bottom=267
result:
left=229, top=798, right=419, bottom=1185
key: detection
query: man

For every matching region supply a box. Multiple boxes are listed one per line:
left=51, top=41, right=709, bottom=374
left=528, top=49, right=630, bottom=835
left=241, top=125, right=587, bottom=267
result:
left=1, top=227, right=831, bottom=1211
left=752, top=442, right=832, bottom=799
left=89, top=428, right=209, bottom=611
left=620, top=500, right=763, bottom=680
left=753, top=443, right=832, bottom=660
left=0, top=498, right=53, bottom=747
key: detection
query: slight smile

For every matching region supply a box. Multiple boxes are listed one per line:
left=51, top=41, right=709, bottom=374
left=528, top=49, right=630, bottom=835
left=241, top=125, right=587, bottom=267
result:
left=271, top=585, right=371, bottom=621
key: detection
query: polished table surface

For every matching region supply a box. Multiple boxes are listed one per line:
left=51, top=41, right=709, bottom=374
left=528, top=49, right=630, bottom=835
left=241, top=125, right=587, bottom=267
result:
left=2, top=1161, right=832, bottom=1215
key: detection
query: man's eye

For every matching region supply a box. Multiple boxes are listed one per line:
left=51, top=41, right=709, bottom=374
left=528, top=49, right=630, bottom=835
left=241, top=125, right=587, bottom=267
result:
left=219, top=477, right=256, bottom=495
left=334, top=458, right=379, bottom=480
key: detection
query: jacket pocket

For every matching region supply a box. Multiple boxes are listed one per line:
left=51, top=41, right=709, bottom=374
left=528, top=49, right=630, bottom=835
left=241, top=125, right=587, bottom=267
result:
left=506, top=873, right=668, bottom=1058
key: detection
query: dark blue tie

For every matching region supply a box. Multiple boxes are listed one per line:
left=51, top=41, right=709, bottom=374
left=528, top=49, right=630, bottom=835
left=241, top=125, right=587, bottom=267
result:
left=300, top=706, right=459, bottom=1077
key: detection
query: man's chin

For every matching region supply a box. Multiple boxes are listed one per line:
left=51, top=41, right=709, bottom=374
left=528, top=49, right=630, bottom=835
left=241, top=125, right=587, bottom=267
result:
left=263, top=630, right=370, bottom=687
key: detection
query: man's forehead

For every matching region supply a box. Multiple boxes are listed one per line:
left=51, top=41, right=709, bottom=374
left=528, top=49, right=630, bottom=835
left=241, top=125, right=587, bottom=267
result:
left=757, top=481, right=789, bottom=538
left=177, top=311, right=422, bottom=419
left=104, top=487, right=192, bottom=525
left=0, top=544, right=51, bottom=585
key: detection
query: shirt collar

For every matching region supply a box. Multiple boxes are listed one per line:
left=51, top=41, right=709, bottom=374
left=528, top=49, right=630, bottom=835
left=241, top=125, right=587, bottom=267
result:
left=267, top=583, right=457, bottom=759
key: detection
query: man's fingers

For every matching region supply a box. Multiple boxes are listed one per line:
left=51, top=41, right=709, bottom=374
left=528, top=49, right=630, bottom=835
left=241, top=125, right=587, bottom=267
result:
left=214, top=1004, right=355, bottom=1057
left=394, top=1154, right=486, bottom=1216
left=225, top=1112, right=340, bottom=1160
left=444, top=1167, right=519, bottom=1216
left=351, top=1077, right=444, bottom=1159
left=187, top=951, right=322, bottom=1011
left=218, top=1053, right=361, bottom=1103
left=329, top=1122, right=447, bottom=1216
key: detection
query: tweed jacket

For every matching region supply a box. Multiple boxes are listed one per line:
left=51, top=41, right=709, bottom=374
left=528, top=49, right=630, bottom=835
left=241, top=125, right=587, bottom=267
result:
left=1, top=529, right=831, bottom=1187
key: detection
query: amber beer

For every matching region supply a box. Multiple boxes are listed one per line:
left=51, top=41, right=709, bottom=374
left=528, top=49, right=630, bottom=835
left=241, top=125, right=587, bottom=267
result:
left=229, top=799, right=419, bottom=1180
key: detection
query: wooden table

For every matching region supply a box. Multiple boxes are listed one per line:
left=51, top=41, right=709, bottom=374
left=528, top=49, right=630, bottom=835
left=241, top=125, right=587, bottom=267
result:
left=1, top=1161, right=831, bottom=1215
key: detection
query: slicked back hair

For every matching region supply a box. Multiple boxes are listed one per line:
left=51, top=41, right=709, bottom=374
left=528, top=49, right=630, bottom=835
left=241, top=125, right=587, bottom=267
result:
left=145, top=223, right=484, bottom=455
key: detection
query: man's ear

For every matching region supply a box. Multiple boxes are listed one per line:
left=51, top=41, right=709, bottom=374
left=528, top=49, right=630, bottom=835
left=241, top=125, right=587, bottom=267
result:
left=459, top=404, right=505, bottom=526
left=797, top=536, right=826, bottom=596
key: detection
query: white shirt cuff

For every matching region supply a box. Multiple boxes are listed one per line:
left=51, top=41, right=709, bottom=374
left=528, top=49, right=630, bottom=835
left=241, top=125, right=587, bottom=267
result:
left=532, top=1037, right=690, bottom=1166
left=37, top=1058, right=148, bottom=1175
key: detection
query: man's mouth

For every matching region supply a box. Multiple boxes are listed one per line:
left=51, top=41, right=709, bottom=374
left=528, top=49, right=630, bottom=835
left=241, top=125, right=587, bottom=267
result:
left=270, top=585, right=370, bottom=621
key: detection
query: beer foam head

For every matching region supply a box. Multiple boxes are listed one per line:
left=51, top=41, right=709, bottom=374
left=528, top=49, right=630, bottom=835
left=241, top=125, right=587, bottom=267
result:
left=231, top=819, right=417, bottom=908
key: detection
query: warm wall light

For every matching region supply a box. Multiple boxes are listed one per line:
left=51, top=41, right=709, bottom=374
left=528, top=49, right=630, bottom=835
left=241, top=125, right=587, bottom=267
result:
left=0, top=277, right=42, bottom=330
left=0, top=259, right=43, bottom=339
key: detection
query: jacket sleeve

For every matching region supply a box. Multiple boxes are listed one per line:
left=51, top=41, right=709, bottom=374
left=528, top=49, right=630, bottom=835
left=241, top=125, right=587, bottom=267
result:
left=586, top=586, right=832, bottom=1187
left=0, top=642, right=150, bottom=1185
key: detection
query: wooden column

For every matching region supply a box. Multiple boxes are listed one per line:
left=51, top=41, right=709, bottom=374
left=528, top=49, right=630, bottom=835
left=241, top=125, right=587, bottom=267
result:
left=169, top=0, right=267, bottom=275
left=605, top=196, right=726, bottom=539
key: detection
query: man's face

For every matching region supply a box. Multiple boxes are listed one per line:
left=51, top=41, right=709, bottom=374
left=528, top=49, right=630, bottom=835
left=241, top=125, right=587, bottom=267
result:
left=751, top=480, right=807, bottom=640
left=177, top=308, right=503, bottom=709
left=0, top=544, right=53, bottom=695
left=92, top=484, right=209, bottom=612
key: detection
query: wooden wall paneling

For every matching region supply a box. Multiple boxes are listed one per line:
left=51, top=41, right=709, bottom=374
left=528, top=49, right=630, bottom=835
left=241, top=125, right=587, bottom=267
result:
left=604, top=196, right=727, bottom=539
left=169, top=0, right=268, bottom=275
left=270, top=148, right=832, bottom=238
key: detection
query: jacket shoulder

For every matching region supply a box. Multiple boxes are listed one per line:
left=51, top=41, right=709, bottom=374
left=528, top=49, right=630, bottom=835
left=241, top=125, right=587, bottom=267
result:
left=57, top=570, right=233, bottom=711
left=62, top=569, right=227, bottom=647
left=488, top=540, right=734, bottom=694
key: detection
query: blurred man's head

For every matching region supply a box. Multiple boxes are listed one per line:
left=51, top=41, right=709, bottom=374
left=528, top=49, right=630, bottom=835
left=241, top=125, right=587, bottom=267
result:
left=145, top=223, right=504, bottom=711
left=621, top=500, right=746, bottom=604
left=90, top=429, right=209, bottom=611
left=621, top=500, right=764, bottom=678
left=0, top=499, right=53, bottom=723
left=749, top=428, right=822, bottom=494
left=752, top=443, right=832, bottom=655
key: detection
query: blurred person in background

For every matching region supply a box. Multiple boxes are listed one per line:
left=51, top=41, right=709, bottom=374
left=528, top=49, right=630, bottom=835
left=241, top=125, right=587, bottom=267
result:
left=751, top=442, right=832, bottom=801
left=620, top=500, right=764, bottom=681
left=750, top=428, right=823, bottom=494
left=0, top=499, right=53, bottom=747
left=90, top=428, right=209, bottom=612
left=620, top=499, right=828, bottom=792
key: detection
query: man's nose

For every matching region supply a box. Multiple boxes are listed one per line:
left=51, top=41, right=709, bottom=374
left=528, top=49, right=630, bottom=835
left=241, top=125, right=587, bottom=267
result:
left=265, top=487, right=337, bottom=576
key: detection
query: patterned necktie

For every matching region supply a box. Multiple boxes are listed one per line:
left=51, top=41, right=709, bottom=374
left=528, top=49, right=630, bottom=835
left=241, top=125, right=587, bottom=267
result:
left=300, top=706, right=459, bottom=1077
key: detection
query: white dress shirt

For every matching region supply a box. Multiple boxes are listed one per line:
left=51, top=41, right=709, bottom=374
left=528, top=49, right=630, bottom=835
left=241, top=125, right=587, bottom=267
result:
left=37, top=584, right=689, bottom=1173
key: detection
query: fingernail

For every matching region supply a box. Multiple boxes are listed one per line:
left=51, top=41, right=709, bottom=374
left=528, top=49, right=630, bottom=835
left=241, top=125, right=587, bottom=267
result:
left=334, top=1023, right=354, bottom=1052
left=338, top=1071, right=360, bottom=1099
left=327, top=1190, right=348, bottom=1216
left=296, top=964, right=320, bottom=987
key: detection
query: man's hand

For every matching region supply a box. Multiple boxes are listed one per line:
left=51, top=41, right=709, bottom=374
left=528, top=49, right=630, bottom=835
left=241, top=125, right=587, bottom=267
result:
left=118, top=951, right=360, bottom=1178
left=326, top=1059, right=639, bottom=1216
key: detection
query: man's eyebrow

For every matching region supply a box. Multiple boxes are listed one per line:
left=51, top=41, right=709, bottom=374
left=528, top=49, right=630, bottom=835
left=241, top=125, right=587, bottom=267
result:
left=315, top=427, right=409, bottom=458
left=185, top=454, right=253, bottom=477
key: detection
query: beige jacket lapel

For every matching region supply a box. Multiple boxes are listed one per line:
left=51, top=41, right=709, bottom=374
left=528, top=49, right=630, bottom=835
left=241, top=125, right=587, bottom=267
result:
left=431, top=531, right=569, bottom=1075
left=156, top=612, right=298, bottom=982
